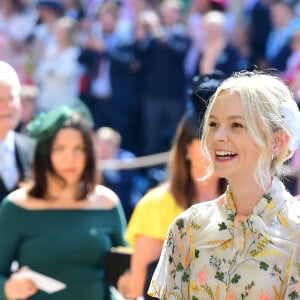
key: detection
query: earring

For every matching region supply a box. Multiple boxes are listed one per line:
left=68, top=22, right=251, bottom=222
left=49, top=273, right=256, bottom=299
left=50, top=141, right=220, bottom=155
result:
left=272, top=140, right=276, bottom=148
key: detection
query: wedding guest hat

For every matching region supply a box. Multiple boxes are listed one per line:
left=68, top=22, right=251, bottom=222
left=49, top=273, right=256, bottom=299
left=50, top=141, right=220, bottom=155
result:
left=27, top=105, right=72, bottom=141
left=186, top=70, right=227, bottom=138
left=27, top=101, right=95, bottom=141
left=191, top=70, right=227, bottom=114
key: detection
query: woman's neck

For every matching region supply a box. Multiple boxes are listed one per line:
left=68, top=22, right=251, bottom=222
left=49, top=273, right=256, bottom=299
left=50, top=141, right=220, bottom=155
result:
left=228, top=177, right=272, bottom=216
left=45, top=180, right=78, bottom=202
left=194, top=176, right=220, bottom=203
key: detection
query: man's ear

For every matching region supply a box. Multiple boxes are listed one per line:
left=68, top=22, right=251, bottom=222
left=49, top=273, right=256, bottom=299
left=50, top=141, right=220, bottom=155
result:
left=272, top=130, right=290, bottom=157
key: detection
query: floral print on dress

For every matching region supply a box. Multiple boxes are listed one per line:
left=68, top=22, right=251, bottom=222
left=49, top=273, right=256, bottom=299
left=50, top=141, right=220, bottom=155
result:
left=148, top=177, right=300, bottom=300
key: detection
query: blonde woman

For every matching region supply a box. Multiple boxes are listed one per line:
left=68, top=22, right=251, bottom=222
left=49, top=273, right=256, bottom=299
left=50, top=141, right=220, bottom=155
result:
left=149, top=71, right=300, bottom=299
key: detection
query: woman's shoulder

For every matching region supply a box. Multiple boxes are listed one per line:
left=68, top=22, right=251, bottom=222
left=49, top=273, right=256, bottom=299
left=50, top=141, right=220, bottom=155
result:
left=5, top=186, right=120, bottom=211
left=6, top=188, right=29, bottom=205
left=5, top=188, right=49, bottom=210
left=88, top=184, right=120, bottom=210
left=130, top=184, right=180, bottom=223
left=0, top=188, right=32, bottom=213
left=132, top=184, right=176, bottom=214
left=139, top=184, right=173, bottom=205
left=174, top=195, right=223, bottom=224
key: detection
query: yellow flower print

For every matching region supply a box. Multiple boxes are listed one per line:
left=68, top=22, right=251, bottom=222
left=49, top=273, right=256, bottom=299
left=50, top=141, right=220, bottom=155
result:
left=190, top=245, right=196, bottom=260
left=181, top=248, right=190, bottom=268
left=265, top=200, right=274, bottom=212
left=189, top=281, right=197, bottom=291
left=220, top=240, right=231, bottom=250
left=186, top=223, right=191, bottom=236
left=276, top=212, right=288, bottom=227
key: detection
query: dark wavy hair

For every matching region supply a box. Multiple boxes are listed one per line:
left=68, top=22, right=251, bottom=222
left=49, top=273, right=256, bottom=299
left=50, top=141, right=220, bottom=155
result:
left=168, top=71, right=228, bottom=208
left=168, top=109, right=227, bottom=209
left=29, top=113, right=97, bottom=200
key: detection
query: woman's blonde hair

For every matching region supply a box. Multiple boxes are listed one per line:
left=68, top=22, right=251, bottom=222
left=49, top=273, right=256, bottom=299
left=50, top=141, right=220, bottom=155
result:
left=201, top=70, right=300, bottom=190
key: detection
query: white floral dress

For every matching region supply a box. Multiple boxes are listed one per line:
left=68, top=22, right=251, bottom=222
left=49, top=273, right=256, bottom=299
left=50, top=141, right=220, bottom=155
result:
left=148, top=177, right=300, bottom=300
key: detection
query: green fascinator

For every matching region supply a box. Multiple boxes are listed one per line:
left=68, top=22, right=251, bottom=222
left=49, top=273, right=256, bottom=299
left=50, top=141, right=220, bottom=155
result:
left=27, top=105, right=73, bottom=141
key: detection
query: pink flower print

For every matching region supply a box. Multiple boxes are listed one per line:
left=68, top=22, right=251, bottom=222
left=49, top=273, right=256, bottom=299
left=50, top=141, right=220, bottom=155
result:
left=225, top=290, right=235, bottom=300
left=236, top=214, right=246, bottom=223
left=259, top=290, right=272, bottom=300
left=218, top=197, right=225, bottom=207
left=295, top=282, right=300, bottom=293
left=196, top=266, right=208, bottom=285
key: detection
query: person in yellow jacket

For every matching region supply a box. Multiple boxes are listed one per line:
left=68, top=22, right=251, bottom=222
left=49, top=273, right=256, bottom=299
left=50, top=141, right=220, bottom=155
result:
left=117, top=71, right=227, bottom=299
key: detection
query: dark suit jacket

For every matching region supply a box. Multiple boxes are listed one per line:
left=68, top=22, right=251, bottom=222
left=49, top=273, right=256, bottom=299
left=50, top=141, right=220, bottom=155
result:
left=247, top=0, right=272, bottom=66
left=0, top=132, right=36, bottom=201
left=268, top=42, right=292, bottom=72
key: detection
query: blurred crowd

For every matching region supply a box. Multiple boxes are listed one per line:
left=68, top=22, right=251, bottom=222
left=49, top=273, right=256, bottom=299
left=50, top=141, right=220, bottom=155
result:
left=3, top=0, right=300, bottom=155
left=0, top=0, right=300, bottom=216
left=3, top=0, right=300, bottom=208
left=2, top=1, right=300, bottom=297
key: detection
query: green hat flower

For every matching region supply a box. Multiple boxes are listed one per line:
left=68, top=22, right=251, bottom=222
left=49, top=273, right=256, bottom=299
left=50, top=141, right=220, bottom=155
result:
left=26, top=105, right=73, bottom=141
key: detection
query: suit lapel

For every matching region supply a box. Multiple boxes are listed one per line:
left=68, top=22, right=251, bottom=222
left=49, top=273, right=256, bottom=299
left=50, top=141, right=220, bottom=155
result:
left=14, top=133, right=34, bottom=180
left=0, top=176, right=9, bottom=201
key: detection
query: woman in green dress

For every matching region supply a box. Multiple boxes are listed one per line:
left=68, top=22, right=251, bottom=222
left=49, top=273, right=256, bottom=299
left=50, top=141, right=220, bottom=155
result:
left=0, top=105, right=126, bottom=300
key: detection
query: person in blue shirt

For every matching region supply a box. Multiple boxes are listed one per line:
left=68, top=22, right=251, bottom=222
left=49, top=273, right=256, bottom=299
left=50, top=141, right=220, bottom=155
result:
left=95, top=126, right=139, bottom=220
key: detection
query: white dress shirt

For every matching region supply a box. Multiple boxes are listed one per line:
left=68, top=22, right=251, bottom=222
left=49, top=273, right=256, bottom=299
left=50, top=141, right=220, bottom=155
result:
left=0, top=131, right=19, bottom=190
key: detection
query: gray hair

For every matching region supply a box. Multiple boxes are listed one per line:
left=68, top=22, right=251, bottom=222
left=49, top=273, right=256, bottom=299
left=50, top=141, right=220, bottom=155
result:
left=0, top=61, right=21, bottom=96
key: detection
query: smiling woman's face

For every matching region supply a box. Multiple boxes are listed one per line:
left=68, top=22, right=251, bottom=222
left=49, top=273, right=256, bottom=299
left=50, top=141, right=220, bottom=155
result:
left=205, top=91, right=261, bottom=181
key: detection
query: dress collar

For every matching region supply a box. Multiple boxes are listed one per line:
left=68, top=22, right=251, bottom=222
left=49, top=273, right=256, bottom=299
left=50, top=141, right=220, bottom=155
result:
left=224, top=177, right=288, bottom=221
